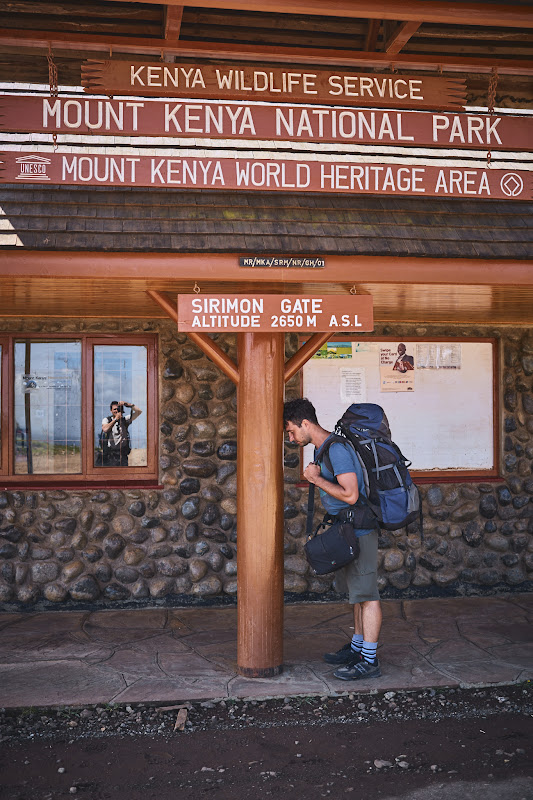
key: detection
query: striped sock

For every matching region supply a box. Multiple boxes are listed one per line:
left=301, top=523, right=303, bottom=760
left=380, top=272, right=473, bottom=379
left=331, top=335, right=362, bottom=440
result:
left=351, top=634, right=364, bottom=653
left=361, top=641, right=378, bottom=664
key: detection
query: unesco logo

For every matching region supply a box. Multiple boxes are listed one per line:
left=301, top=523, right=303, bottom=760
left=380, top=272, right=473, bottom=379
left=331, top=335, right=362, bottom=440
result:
left=500, top=172, right=524, bottom=197
left=15, top=155, right=51, bottom=181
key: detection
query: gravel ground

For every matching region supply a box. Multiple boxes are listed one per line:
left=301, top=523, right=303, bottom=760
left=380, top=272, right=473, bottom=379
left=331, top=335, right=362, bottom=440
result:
left=1, top=683, right=532, bottom=742
left=1, top=683, right=531, bottom=800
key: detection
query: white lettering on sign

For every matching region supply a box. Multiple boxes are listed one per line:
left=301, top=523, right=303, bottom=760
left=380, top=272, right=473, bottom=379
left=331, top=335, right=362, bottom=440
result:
left=235, top=161, right=311, bottom=189
left=320, top=164, right=426, bottom=193
left=435, top=169, right=491, bottom=195
left=432, top=115, right=503, bottom=145
left=150, top=159, right=225, bottom=186
left=191, top=297, right=264, bottom=314
left=215, top=69, right=318, bottom=94
left=275, top=108, right=415, bottom=142
left=328, top=76, right=423, bottom=100
left=43, top=99, right=144, bottom=131
left=131, top=65, right=206, bottom=89
left=61, top=155, right=140, bottom=183
left=164, top=103, right=256, bottom=135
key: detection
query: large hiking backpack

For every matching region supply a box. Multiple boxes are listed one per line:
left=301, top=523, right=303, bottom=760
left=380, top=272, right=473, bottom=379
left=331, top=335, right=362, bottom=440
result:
left=317, top=403, right=422, bottom=532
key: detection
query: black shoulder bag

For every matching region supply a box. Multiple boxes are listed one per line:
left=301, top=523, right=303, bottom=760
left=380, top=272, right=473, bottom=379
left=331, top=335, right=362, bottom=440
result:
left=304, top=482, right=360, bottom=575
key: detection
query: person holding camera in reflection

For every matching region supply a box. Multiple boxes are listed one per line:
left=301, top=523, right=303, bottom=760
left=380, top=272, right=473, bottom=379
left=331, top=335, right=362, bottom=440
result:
left=100, top=400, right=142, bottom=467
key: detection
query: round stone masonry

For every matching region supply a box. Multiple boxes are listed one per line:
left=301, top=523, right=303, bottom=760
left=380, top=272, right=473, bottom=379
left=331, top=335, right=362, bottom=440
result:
left=0, top=321, right=532, bottom=605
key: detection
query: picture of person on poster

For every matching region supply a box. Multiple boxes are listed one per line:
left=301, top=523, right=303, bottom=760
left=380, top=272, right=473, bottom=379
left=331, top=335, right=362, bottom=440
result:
left=392, top=343, right=414, bottom=373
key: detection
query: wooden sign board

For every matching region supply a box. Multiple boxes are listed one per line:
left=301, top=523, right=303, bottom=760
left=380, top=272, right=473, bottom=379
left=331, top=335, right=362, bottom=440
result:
left=2, top=151, right=531, bottom=201
left=2, top=95, right=530, bottom=151
left=81, top=60, right=466, bottom=110
left=177, top=294, right=374, bottom=333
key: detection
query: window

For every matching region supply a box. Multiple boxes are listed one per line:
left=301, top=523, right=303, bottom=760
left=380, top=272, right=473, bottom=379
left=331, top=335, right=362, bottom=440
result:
left=0, top=334, right=157, bottom=484
left=300, top=336, right=499, bottom=480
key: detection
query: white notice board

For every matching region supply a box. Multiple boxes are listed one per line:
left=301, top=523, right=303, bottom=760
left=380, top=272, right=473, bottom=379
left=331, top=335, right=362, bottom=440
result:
left=302, top=340, right=494, bottom=472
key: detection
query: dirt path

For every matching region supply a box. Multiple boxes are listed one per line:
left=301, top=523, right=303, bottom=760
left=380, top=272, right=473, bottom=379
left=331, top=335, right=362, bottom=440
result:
left=1, top=685, right=532, bottom=800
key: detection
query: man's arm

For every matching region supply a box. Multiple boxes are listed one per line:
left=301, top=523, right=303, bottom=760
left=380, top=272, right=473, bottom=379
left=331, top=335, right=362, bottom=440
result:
left=303, top=463, right=359, bottom=505
left=101, top=417, right=115, bottom=433
left=129, top=403, right=142, bottom=421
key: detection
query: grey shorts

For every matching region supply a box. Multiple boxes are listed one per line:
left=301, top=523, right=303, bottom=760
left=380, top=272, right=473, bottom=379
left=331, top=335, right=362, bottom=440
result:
left=334, top=529, right=380, bottom=604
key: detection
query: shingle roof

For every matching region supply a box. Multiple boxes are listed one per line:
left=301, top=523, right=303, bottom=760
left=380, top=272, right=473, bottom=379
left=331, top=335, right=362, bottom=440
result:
left=1, top=185, right=532, bottom=259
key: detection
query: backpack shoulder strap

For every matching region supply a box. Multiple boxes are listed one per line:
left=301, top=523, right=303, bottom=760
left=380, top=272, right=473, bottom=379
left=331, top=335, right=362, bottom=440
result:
left=315, top=433, right=351, bottom=476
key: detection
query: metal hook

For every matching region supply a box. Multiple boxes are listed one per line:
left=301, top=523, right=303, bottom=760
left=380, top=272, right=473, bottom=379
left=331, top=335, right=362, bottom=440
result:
left=193, top=282, right=201, bottom=294
left=350, top=285, right=357, bottom=295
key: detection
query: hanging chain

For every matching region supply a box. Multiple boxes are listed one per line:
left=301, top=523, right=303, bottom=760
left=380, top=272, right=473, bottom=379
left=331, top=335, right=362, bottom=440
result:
left=47, top=45, right=59, bottom=150
left=486, top=67, right=498, bottom=169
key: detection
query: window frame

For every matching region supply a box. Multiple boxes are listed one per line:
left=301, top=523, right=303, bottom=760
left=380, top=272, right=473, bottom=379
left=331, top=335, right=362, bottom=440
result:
left=0, top=332, right=158, bottom=486
left=0, top=335, right=8, bottom=476
left=296, top=334, right=500, bottom=483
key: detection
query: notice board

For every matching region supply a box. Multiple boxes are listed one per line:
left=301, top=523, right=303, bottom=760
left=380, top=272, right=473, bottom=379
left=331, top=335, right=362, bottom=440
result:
left=302, top=339, right=496, bottom=474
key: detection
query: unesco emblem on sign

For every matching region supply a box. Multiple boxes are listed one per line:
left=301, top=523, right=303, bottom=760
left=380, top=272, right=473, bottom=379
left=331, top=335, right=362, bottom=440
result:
left=15, top=155, right=51, bottom=181
left=500, top=172, right=524, bottom=197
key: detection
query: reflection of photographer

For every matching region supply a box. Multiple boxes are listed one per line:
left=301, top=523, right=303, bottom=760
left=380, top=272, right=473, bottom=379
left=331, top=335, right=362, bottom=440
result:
left=100, top=400, right=142, bottom=467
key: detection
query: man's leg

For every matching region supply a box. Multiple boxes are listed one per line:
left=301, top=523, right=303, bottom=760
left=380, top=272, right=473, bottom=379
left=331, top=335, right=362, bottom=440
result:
left=361, top=599, right=382, bottom=644
left=360, top=599, right=382, bottom=665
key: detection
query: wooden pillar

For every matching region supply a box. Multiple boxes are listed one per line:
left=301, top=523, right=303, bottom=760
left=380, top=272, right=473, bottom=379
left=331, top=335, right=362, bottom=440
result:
left=237, top=331, right=285, bottom=677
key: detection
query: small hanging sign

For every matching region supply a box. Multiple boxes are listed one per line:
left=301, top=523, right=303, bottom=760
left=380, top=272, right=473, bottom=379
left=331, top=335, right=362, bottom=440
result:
left=177, top=294, right=374, bottom=333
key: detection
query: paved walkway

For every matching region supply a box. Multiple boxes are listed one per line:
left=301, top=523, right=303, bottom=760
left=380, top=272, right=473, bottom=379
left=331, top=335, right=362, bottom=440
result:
left=0, top=593, right=532, bottom=709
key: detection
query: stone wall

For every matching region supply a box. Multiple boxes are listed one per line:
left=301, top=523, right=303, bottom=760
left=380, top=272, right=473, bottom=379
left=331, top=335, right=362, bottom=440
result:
left=0, top=318, right=532, bottom=608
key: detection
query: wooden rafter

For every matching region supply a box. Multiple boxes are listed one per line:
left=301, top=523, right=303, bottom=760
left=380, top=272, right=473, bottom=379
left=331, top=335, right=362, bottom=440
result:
left=164, top=5, right=183, bottom=43
left=0, top=31, right=531, bottom=75
left=384, top=21, right=421, bottom=55
left=364, top=18, right=381, bottom=52
left=102, top=0, right=533, bottom=29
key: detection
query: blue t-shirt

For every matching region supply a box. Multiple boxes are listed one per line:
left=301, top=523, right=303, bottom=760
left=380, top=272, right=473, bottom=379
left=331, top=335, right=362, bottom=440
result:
left=314, top=436, right=374, bottom=537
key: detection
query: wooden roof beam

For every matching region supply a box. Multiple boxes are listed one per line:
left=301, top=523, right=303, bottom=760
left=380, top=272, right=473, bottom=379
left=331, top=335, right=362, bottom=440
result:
left=1, top=33, right=531, bottom=75
left=364, top=18, right=381, bottom=52
left=103, top=0, right=533, bottom=30
left=384, top=21, right=421, bottom=55
left=164, top=5, right=183, bottom=44
left=3, top=252, right=533, bottom=288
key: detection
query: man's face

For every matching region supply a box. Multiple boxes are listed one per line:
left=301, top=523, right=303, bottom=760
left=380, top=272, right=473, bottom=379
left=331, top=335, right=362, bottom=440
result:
left=111, top=405, right=120, bottom=417
left=397, top=344, right=406, bottom=356
left=285, top=419, right=312, bottom=447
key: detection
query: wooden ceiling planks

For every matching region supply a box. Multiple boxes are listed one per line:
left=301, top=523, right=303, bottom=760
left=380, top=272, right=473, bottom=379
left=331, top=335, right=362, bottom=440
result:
left=0, top=2, right=531, bottom=105
left=0, top=276, right=532, bottom=324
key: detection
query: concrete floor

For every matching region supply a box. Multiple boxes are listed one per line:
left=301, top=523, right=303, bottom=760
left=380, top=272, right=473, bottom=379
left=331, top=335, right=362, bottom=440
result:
left=0, top=593, right=532, bottom=709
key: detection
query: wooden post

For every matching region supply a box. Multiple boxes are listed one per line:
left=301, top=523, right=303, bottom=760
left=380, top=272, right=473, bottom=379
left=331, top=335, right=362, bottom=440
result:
left=237, top=331, right=285, bottom=676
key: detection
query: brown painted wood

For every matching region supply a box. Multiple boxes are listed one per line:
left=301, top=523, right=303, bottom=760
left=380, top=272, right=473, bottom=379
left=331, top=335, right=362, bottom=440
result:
left=0, top=31, right=530, bottom=75
left=0, top=335, right=8, bottom=475
left=3, top=96, right=531, bottom=151
left=0, top=332, right=158, bottom=483
left=1, top=276, right=532, bottom=325
left=177, top=294, right=374, bottom=333
left=237, top=331, right=285, bottom=676
left=3, top=152, right=530, bottom=201
left=81, top=59, right=466, bottom=108
left=104, top=1, right=533, bottom=30
left=364, top=18, right=381, bottom=51
left=284, top=332, right=331, bottom=382
left=164, top=5, right=183, bottom=42
left=3, top=252, right=532, bottom=288
left=147, top=290, right=240, bottom=384
left=385, top=21, right=421, bottom=55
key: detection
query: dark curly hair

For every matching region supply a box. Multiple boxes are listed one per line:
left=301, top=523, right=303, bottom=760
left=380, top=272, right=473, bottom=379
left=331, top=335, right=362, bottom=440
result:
left=283, top=398, right=318, bottom=428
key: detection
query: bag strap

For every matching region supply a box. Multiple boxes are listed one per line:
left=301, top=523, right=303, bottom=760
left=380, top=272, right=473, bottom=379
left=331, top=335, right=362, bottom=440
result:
left=306, top=482, right=316, bottom=536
